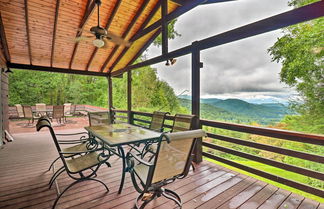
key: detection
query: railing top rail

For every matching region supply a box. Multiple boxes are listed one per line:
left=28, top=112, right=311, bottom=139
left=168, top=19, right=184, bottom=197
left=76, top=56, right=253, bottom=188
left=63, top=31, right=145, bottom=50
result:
left=201, top=119, right=324, bottom=145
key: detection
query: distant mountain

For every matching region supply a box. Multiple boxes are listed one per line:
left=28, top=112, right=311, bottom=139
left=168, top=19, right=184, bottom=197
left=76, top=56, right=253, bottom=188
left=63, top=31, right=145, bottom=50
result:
left=179, top=97, right=293, bottom=125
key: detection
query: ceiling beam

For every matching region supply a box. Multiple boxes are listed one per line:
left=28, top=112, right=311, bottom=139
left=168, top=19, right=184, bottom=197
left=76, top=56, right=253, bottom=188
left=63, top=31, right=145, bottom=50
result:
left=111, top=28, right=162, bottom=77
left=69, top=0, right=97, bottom=69
left=171, top=0, right=234, bottom=6
left=8, top=63, right=108, bottom=77
left=130, top=0, right=213, bottom=42
left=101, top=0, right=151, bottom=73
left=202, top=0, right=236, bottom=5
left=112, top=1, right=324, bottom=76
left=24, top=0, right=32, bottom=65
left=170, top=0, right=185, bottom=5
left=50, top=0, right=60, bottom=67
left=86, top=0, right=123, bottom=71
left=107, top=1, right=161, bottom=74
left=0, top=12, right=10, bottom=62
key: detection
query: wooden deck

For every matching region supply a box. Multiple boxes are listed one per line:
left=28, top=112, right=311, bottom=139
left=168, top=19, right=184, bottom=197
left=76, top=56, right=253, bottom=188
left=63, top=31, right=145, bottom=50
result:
left=0, top=130, right=322, bottom=209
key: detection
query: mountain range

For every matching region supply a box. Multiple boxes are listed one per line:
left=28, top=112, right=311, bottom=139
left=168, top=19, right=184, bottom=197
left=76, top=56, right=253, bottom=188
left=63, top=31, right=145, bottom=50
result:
left=178, top=96, right=293, bottom=125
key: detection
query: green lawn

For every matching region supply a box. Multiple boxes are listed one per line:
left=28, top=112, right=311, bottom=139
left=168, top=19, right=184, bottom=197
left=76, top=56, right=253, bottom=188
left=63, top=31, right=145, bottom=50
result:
left=205, top=158, right=324, bottom=203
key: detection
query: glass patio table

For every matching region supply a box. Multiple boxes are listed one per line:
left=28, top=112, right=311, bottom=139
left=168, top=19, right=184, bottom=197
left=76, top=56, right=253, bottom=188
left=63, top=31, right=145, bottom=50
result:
left=84, top=123, right=161, bottom=194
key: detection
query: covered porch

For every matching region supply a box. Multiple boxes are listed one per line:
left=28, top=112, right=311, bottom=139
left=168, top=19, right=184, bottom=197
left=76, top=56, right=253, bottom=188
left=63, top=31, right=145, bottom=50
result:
left=0, top=0, right=323, bottom=208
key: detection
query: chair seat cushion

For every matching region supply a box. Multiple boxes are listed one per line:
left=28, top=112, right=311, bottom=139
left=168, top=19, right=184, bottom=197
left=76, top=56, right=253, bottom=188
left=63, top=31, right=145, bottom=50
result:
left=134, top=163, right=150, bottom=184
left=65, top=152, right=102, bottom=173
left=62, top=143, right=88, bottom=157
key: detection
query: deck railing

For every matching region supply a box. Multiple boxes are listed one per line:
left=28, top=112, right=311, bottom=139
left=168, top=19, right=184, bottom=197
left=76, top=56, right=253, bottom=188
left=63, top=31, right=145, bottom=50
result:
left=114, top=109, right=324, bottom=198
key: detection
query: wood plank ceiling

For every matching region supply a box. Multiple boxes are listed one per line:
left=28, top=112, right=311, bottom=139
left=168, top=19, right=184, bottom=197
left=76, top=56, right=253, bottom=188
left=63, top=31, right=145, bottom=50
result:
left=0, top=0, right=179, bottom=75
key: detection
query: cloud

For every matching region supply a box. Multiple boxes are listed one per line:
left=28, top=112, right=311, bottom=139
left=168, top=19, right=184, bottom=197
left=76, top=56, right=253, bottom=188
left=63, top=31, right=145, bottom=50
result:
left=146, top=0, right=292, bottom=98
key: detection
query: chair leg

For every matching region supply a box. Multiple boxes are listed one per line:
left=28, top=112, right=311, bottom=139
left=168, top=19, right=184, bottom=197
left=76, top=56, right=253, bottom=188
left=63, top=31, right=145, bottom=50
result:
left=48, top=156, right=60, bottom=171
left=52, top=179, right=81, bottom=208
left=162, top=188, right=182, bottom=208
left=49, top=167, right=65, bottom=189
left=135, top=192, right=157, bottom=209
left=52, top=178, right=108, bottom=209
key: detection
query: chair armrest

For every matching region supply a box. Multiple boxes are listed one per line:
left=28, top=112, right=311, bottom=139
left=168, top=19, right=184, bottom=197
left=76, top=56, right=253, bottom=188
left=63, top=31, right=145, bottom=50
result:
left=127, top=151, right=153, bottom=167
left=58, top=140, right=84, bottom=144
left=56, top=132, right=88, bottom=136
left=59, top=148, right=103, bottom=155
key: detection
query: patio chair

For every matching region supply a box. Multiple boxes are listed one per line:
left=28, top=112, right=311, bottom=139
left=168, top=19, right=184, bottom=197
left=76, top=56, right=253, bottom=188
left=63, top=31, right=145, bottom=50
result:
left=64, top=103, right=76, bottom=122
left=126, top=129, right=206, bottom=208
left=15, top=104, right=24, bottom=118
left=149, top=111, right=169, bottom=132
left=52, top=105, right=65, bottom=124
left=36, top=103, right=47, bottom=117
left=36, top=118, right=111, bottom=208
left=171, top=114, right=196, bottom=132
left=142, top=114, right=196, bottom=159
left=22, top=105, right=39, bottom=125
left=140, top=111, right=169, bottom=156
left=88, top=111, right=113, bottom=126
left=37, top=115, right=99, bottom=172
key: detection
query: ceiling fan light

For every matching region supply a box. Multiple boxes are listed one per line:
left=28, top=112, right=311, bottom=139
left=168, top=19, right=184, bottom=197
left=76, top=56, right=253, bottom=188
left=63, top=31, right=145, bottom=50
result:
left=93, top=39, right=105, bottom=48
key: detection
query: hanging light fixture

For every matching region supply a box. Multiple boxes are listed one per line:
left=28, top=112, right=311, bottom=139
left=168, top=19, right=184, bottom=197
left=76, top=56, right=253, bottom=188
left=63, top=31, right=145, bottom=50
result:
left=165, top=58, right=176, bottom=66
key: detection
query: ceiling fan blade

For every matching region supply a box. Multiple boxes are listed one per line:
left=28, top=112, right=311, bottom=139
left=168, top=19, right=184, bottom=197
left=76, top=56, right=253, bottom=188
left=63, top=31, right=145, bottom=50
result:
left=106, top=31, right=132, bottom=47
left=75, top=36, right=94, bottom=42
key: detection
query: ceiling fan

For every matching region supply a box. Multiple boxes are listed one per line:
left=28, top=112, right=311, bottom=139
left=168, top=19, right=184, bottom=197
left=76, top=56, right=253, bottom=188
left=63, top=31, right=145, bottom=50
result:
left=75, top=0, right=131, bottom=48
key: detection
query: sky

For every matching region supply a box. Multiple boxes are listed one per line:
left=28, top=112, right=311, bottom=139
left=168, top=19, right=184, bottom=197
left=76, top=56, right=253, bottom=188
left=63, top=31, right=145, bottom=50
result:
left=146, top=0, right=296, bottom=104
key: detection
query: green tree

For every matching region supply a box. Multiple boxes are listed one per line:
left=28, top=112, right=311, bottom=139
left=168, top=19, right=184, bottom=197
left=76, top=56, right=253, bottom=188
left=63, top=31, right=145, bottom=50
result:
left=153, top=19, right=181, bottom=46
left=268, top=0, right=323, bottom=116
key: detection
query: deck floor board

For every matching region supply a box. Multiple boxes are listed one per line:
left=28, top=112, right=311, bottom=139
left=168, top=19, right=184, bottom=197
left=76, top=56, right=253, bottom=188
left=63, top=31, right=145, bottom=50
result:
left=0, top=130, right=321, bottom=209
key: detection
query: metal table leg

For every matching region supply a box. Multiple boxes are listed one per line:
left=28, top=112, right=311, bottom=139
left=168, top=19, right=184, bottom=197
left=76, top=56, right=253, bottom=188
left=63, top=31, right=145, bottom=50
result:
left=118, top=146, right=126, bottom=194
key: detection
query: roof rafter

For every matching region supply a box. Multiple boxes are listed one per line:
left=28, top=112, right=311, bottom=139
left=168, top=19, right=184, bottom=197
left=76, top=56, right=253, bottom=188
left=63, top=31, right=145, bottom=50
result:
left=69, top=0, right=97, bottom=69
left=24, top=0, right=32, bottom=65
left=130, top=0, right=210, bottom=42
left=50, top=0, right=61, bottom=67
left=170, top=0, right=185, bottom=5
left=86, top=0, right=122, bottom=71
left=112, top=0, right=324, bottom=76
left=100, top=0, right=151, bottom=73
left=107, top=0, right=161, bottom=74
left=111, top=28, right=161, bottom=77
left=0, top=12, right=10, bottom=62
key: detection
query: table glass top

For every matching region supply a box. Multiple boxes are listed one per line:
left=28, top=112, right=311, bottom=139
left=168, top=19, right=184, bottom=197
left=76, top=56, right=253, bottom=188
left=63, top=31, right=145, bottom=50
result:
left=85, top=123, right=161, bottom=146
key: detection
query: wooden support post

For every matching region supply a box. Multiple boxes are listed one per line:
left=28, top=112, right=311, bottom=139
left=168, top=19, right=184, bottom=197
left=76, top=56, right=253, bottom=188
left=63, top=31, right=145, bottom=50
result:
left=107, top=76, right=113, bottom=109
left=161, top=0, right=168, bottom=55
left=191, top=41, right=202, bottom=163
left=107, top=76, right=114, bottom=122
left=127, top=71, right=133, bottom=124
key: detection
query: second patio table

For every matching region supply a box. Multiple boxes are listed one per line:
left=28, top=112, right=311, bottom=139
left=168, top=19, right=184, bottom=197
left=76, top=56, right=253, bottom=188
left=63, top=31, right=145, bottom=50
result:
left=84, top=123, right=161, bottom=194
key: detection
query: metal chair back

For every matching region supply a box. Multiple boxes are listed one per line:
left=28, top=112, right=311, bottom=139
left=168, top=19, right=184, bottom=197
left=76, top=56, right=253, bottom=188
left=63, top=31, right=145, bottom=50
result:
left=23, top=105, right=33, bottom=118
left=53, top=105, right=64, bottom=119
left=88, top=111, right=112, bottom=126
left=149, top=111, right=168, bottom=132
left=36, top=103, right=46, bottom=112
left=64, top=103, right=72, bottom=115
left=171, top=114, right=196, bottom=132
left=150, top=130, right=205, bottom=184
left=15, top=104, right=24, bottom=118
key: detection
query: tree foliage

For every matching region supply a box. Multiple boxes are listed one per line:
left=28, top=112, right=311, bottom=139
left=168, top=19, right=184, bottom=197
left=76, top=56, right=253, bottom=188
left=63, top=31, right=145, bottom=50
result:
left=268, top=0, right=324, bottom=118
left=9, top=64, right=182, bottom=114
left=153, top=19, right=181, bottom=46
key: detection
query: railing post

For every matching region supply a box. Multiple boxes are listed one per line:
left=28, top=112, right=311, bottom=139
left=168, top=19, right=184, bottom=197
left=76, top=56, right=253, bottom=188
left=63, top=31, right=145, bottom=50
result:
left=127, top=70, right=132, bottom=124
left=107, top=76, right=115, bottom=121
left=191, top=41, right=203, bottom=163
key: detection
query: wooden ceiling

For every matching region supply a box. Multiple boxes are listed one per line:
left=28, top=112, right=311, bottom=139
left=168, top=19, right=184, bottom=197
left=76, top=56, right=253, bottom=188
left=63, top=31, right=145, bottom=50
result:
left=0, top=0, right=181, bottom=76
